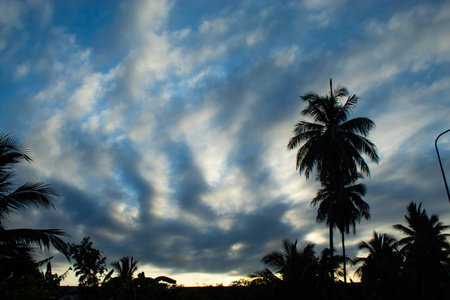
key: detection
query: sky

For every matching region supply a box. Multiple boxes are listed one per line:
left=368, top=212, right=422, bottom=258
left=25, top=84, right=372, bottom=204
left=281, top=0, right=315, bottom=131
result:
left=1, top=0, right=450, bottom=286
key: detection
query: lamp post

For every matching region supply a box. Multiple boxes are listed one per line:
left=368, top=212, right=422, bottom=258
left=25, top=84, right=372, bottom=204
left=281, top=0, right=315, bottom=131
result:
left=435, top=128, right=450, bottom=203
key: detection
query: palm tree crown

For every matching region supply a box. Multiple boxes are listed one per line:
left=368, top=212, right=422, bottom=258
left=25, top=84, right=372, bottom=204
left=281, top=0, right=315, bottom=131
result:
left=287, top=79, right=379, bottom=180
left=393, top=202, right=450, bottom=298
left=354, top=231, right=401, bottom=280
left=312, top=175, right=369, bottom=235
left=249, top=239, right=319, bottom=298
left=312, top=174, right=370, bottom=282
left=250, top=239, right=317, bottom=287
left=394, top=202, right=450, bottom=259
left=353, top=231, right=402, bottom=299
left=111, top=256, right=139, bottom=282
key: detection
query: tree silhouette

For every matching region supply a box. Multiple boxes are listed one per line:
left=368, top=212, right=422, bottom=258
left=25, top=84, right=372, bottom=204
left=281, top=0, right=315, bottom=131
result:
left=316, top=247, right=345, bottom=299
left=102, top=259, right=176, bottom=300
left=111, top=256, right=139, bottom=283
left=68, top=236, right=107, bottom=288
left=0, top=133, right=70, bottom=282
left=313, top=174, right=369, bottom=282
left=287, top=79, right=378, bottom=280
left=353, top=231, right=402, bottom=299
left=393, top=202, right=450, bottom=299
left=250, top=239, right=318, bottom=299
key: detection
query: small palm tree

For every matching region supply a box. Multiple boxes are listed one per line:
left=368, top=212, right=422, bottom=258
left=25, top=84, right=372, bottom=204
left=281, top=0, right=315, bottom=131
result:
left=394, top=202, right=450, bottom=261
left=262, top=239, right=316, bottom=283
left=111, top=256, right=139, bottom=282
left=316, top=248, right=345, bottom=299
left=0, top=133, right=70, bottom=271
left=393, top=202, right=450, bottom=298
left=250, top=239, right=318, bottom=298
left=353, top=231, right=402, bottom=298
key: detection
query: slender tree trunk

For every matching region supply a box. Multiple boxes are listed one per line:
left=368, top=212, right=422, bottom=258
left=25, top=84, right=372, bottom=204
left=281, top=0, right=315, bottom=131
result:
left=329, top=217, right=334, bottom=285
left=328, top=199, right=335, bottom=259
left=329, top=224, right=334, bottom=257
left=342, top=231, right=346, bottom=284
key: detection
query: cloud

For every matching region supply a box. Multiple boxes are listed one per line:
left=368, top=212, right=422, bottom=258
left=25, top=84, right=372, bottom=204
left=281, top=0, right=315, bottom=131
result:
left=2, top=0, right=450, bottom=286
left=336, top=2, right=450, bottom=92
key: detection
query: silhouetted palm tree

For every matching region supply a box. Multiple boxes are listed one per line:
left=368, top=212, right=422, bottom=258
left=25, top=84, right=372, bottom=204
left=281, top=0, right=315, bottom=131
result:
left=316, top=248, right=345, bottom=299
left=394, top=202, right=450, bottom=298
left=287, top=79, right=378, bottom=260
left=353, top=231, right=402, bottom=299
left=250, top=239, right=318, bottom=299
left=312, top=174, right=369, bottom=282
left=103, top=259, right=176, bottom=300
left=111, top=256, right=139, bottom=283
left=0, top=133, right=69, bottom=268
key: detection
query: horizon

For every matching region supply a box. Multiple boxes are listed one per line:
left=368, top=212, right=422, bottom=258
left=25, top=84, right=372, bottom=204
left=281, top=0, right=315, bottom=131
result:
left=1, top=0, right=450, bottom=287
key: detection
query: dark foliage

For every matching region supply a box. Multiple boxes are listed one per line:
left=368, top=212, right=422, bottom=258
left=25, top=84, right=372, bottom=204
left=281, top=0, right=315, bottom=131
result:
left=354, top=202, right=450, bottom=300
left=69, top=236, right=108, bottom=290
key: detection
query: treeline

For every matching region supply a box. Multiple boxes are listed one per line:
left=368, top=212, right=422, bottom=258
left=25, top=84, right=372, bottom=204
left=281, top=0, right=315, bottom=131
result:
left=235, top=201, right=450, bottom=300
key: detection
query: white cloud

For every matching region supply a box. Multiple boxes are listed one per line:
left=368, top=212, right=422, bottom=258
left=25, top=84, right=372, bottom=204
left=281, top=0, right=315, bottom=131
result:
left=200, top=18, right=231, bottom=36
left=370, top=77, right=450, bottom=161
left=338, top=3, right=450, bottom=92
left=246, top=28, right=265, bottom=46
left=99, top=105, right=126, bottom=134
left=66, top=73, right=105, bottom=120
left=282, top=207, right=314, bottom=230
left=228, top=242, right=245, bottom=259
left=0, top=1, right=23, bottom=51
left=305, top=230, right=328, bottom=245
left=132, top=0, right=174, bottom=34
left=172, top=103, right=233, bottom=187
left=109, top=201, right=140, bottom=229
left=298, top=0, right=347, bottom=27
left=302, top=0, right=345, bottom=10
left=0, top=0, right=23, bottom=27
left=201, top=168, right=258, bottom=214
left=13, top=62, right=30, bottom=79
left=273, top=45, right=299, bottom=67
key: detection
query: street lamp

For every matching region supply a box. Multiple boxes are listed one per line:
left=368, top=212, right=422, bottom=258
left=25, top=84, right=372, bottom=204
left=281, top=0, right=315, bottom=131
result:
left=435, top=128, right=450, bottom=203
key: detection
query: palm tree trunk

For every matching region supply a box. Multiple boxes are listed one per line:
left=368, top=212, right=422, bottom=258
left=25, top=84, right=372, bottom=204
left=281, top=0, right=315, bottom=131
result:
left=342, top=231, right=346, bottom=284
left=328, top=199, right=335, bottom=259
left=329, top=224, right=334, bottom=257
left=329, top=219, right=334, bottom=284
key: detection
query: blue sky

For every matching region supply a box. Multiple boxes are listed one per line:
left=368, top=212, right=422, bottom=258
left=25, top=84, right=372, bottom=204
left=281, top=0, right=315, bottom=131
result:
left=1, top=0, right=450, bottom=286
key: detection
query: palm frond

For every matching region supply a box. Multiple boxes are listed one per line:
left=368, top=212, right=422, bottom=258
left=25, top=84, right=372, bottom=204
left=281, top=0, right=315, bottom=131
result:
left=248, top=268, right=281, bottom=282
left=287, top=122, right=324, bottom=150
left=262, top=251, right=285, bottom=272
left=343, top=132, right=379, bottom=163
left=339, top=117, right=375, bottom=136
left=334, top=94, right=357, bottom=125
left=0, top=228, right=70, bottom=260
left=393, top=224, right=414, bottom=237
left=332, top=85, right=349, bottom=99
left=0, top=182, right=58, bottom=219
left=0, top=132, right=33, bottom=169
left=301, top=94, right=330, bottom=124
